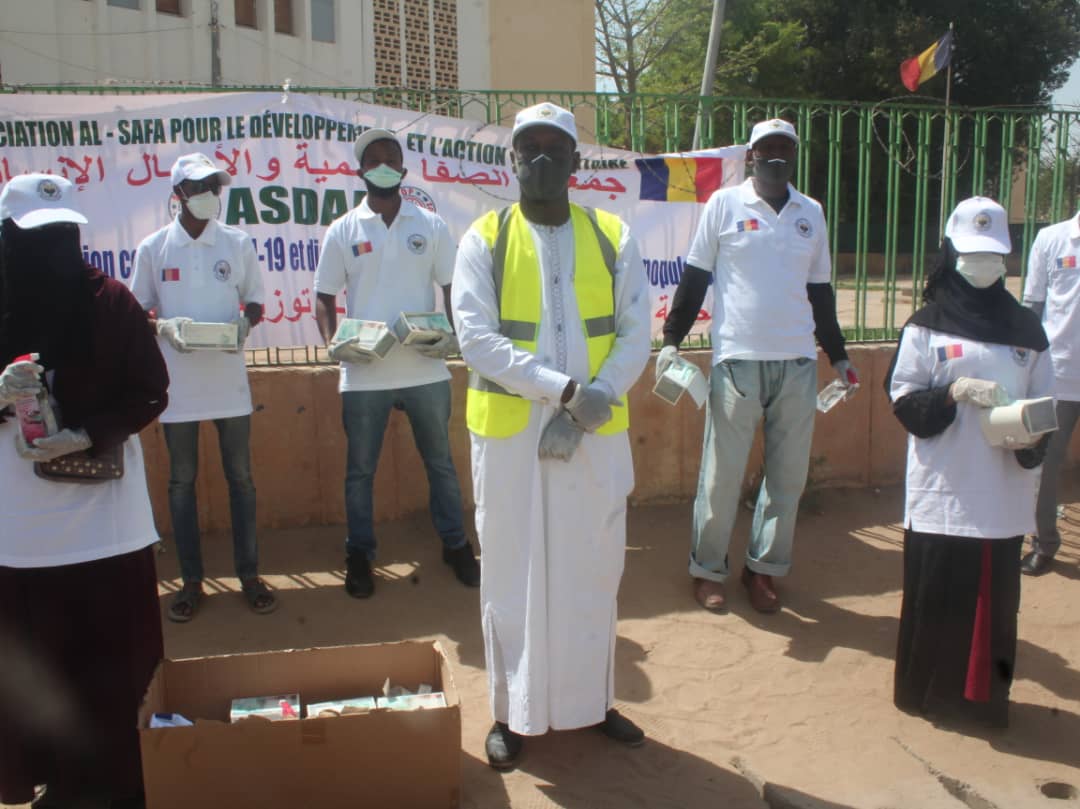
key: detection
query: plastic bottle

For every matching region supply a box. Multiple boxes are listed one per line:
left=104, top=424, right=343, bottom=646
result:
left=816, top=379, right=858, bottom=413
left=13, top=353, right=54, bottom=443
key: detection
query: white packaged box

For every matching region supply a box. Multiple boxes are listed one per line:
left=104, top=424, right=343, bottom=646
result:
left=392, top=312, right=453, bottom=346
left=332, top=319, right=397, bottom=359
left=376, top=692, right=447, bottom=711
left=305, top=696, right=378, bottom=717
left=652, top=357, right=708, bottom=409
left=979, top=396, right=1058, bottom=447
left=179, top=321, right=240, bottom=351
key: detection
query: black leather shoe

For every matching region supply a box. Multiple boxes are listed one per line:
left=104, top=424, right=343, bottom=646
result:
left=443, top=541, right=481, bottom=588
left=345, top=555, right=375, bottom=598
left=1021, top=550, right=1054, bottom=576
left=597, top=708, right=645, bottom=747
left=485, top=721, right=523, bottom=770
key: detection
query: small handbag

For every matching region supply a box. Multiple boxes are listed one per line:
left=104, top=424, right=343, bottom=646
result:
left=34, top=442, right=124, bottom=483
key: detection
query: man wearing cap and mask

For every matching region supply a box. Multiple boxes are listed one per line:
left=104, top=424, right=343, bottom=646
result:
left=452, top=102, right=651, bottom=769
left=658, top=118, right=855, bottom=614
left=131, top=152, right=272, bottom=623
left=314, top=127, right=477, bottom=598
left=1020, top=210, right=1080, bottom=576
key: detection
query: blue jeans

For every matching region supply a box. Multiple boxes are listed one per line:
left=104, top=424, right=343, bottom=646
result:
left=690, top=358, right=817, bottom=581
left=1033, top=399, right=1080, bottom=557
left=163, top=416, right=258, bottom=584
left=342, top=380, right=466, bottom=560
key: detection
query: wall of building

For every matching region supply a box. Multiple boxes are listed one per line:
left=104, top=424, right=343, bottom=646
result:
left=136, top=345, right=916, bottom=539
left=1, top=0, right=595, bottom=95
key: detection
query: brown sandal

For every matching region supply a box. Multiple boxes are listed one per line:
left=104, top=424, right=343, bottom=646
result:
left=241, top=578, right=278, bottom=615
left=167, top=582, right=203, bottom=623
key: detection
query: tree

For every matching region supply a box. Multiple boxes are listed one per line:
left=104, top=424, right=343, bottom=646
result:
left=595, top=0, right=692, bottom=95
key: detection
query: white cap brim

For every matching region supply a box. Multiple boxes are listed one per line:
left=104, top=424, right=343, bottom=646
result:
left=12, top=207, right=88, bottom=228
left=181, top=166, right=232, bottom=186
left=952, top=233, right=1011, bottom=254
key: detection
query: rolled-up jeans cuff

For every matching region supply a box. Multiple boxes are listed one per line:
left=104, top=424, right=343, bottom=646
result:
left=745, top=558, right=791, bottom=577
left=688, top=555, right=727, bottom=583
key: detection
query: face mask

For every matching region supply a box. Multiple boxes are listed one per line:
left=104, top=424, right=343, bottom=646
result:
left=955, top=252, right=1006, bottom=288
left=752, top=157, right=794, bottom=187
left=362, top=164, right=404, bottom=190
left=183, top=190, right=219, bottom=221
left=515, top=152, right=573, bottom=202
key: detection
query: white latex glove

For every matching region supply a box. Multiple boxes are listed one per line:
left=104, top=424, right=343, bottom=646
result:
left=833, top=359, right=860, bottom=387
left=414, top=333, right=459, bottom=360
left=0, top=357, right=44, bottom=408
left=951, top=377, right=1009, bottom=408
left=15, top=427, right=92, bottom=461
left=538, top=409, right=585, bottom=461
left=1003, top=434, right=1040, bottom=450
left=655, top=345, right=679, bottom=382
left=565, top=382, right=620, bottom=433
left=327, top=339, right=374, bottom=364
left=235, top=316, right=252, bottom=351
left=156, top=317, right=193, bottom=353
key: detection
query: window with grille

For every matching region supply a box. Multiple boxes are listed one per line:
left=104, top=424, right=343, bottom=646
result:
left=372, top=0, right=458, bottom=89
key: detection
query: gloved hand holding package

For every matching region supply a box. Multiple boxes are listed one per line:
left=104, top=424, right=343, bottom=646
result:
left=414, top=333, right=459, bottom=359
left=950, top=377, right=1010, bottom=408
left=0, top=356, right=44, bottom=408
left=156, top=317, right=193, bottom=353
left=15, top=427, right=92, bottom=461
left=565, top=382, right=619, bottom=432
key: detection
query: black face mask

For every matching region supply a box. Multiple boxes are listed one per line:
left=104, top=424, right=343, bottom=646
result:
left=752, top=157, right=794, bottom=187
left=515, top=153, right=573, bottom=202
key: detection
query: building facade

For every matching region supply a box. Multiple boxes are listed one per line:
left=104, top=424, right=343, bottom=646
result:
left=0, top=0, right=594, bottom=96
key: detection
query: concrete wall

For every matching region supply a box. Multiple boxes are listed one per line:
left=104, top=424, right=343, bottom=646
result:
left=138, top=344, right=915, bottom=538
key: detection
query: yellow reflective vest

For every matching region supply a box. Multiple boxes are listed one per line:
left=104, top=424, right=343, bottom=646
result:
left=466, top=203, right=628, bottom=438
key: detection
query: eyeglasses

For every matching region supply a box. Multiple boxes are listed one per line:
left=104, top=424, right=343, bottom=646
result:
left=181, top=177, right=222, bottom=196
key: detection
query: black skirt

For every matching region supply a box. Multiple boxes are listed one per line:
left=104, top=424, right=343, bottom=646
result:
left=0, top=545, right=163, bottom=804
left=894, top=529, right=1021, bottom=728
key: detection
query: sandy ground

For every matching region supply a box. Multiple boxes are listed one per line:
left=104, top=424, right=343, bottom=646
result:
left=8, top=482, right=1080, bottom=808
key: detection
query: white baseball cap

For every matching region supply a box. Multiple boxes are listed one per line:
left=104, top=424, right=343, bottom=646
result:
left=170, top=153, right=232, bottom=188
left=945, top=196, right=1011, bottom=254
left=354, top=128, right=400, bottom=163
left=0, top=174, right=88, bottom=229
left=748, top=118, right=799, bottom=148
left=511, top=102, right=577, bottom=145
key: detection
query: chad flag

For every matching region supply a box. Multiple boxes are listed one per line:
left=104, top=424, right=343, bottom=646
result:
left=900, top=30, right=953, bottom=92
left=636, top=156, right=724, bottom=202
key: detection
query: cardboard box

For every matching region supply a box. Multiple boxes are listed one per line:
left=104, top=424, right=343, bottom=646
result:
left=138, top=641, right=461, bottom=809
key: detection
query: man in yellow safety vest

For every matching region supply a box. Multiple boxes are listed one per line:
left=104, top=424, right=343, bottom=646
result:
left=452, top=102, right=652, bottom=770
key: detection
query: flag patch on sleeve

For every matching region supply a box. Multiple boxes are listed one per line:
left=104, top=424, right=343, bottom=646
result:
left=736, top=219, right=760, bottom=233
left=162, top=267, right=180, bottom=282
left=1056, top=255, right=1077, bottom=269
left=936, top=344, right=964, bottom=361
left=351, top=241, right=373, bottom=256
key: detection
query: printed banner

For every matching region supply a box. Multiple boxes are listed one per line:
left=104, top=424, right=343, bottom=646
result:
left=0, top=92, right=746, bottom=347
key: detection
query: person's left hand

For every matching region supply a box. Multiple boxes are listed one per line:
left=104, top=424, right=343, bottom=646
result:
left=538, top=410, right=585, bottom=461
left=15, top=427, right=92, bottom=461
left=834, top=359, right=859, bottom=387
left=414, top=333, right=459, bottom=360
left=227, top=316, right=252, bottom=354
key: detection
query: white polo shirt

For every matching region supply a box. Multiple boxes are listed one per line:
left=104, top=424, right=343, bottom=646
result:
left=890, top=324, right=1054, bottom=539
left=1022, top=213, right=1080, bottom=400
left=686, top=179, right=832, bottom=365
left=315, top=197, right=456, bottom=393
left=131, top=217, right=264, bottom=423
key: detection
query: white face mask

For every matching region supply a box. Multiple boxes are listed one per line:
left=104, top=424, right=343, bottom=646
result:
left=955, top=252, right=1006, bottom=288
left=362, top=164, right=404, bottom=189
left=183, top=190, right=220, bottom=221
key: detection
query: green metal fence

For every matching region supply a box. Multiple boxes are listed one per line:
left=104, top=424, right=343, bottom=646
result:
left=8, top=85, right=1080, bottom=354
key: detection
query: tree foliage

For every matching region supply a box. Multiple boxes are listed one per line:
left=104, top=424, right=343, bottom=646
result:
left=597, top=0, right=1080, bottom=106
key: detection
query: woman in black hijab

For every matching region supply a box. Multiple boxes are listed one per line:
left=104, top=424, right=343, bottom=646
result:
left=885, top=197, right=1052, bottom=728
left=0, top=175, right=168, bottom=809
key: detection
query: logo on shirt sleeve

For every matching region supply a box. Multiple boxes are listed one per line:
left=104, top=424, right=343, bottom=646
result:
left=1056, top=255, right=1077, bottom=269
left=162, top=267, right=181, bottom=282
left=1012, top=347, right=1030, bottom=366
left=213, top=260, right=232, bottom=282
left=735, top=219, right=760, bottom=232
left=936, top=344, right=964, bottom=361
left=352, top=241, right=373, bottom=256
left=795, top=218, right=813, bottom=238
left=407, top=233, right=428, bottom=255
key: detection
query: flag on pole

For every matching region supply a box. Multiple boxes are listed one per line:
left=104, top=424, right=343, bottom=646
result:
left=900, top=30, right=953, bottom=92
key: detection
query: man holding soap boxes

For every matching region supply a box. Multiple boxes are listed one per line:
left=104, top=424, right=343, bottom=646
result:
left=314, top=127, right=479, bottom=599
left=131, top=152, right=275, bottom=623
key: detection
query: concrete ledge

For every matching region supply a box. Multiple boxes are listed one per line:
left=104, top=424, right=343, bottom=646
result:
left=137, top=345, right=1080, bottom=536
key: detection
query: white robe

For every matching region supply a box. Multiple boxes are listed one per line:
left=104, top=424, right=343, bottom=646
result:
left=452, top=213, right=651, bottom=735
